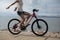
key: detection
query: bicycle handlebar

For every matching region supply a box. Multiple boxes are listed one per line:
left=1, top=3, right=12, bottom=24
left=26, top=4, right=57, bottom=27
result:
left=33, top=9, right=39, bottom=12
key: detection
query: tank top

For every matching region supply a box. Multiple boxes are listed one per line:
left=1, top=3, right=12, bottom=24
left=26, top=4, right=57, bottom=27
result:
left=16, top=0, right=23, bottom=11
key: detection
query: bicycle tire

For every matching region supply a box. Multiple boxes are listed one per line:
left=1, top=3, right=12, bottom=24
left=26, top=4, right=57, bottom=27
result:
left=31, top=19, right=48, bottom=36
left=8, top=18, right=21, bottom=35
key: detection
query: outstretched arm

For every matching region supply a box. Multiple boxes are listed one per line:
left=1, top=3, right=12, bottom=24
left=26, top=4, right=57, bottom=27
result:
left=6, top=1, right=19, bottom=9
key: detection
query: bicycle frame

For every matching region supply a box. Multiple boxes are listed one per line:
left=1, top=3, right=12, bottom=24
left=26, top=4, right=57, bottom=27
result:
left=32, top=12, right=38, bottom=19
left=32, top=12, right=40, bottom=28
left=8, top=9, right=48, bottom=36
left=25, top=10, right=38, bottom=26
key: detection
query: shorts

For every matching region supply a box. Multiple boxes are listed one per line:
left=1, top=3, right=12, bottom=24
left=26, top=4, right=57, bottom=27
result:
left=17, top=11, right=24, bottom=16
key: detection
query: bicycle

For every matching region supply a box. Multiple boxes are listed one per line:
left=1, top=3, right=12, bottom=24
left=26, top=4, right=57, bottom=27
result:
left=8, top=9, right=48, bottom=36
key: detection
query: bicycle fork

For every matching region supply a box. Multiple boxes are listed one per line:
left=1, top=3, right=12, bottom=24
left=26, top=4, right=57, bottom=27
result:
left=35, top=16, right=41, bottom=29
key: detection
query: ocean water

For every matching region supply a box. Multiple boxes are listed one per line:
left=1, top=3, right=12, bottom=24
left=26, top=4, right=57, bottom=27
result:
left=0, top=14, right=60, bottom=32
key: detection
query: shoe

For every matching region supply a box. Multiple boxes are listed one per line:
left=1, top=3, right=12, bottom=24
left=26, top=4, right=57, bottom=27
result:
left=14, top=28, right=21, bottom=32
left=13, top=24, right=18, bottom=29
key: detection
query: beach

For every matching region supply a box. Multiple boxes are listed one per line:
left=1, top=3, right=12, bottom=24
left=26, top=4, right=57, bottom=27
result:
left=0, top=30, right=60, bottom=40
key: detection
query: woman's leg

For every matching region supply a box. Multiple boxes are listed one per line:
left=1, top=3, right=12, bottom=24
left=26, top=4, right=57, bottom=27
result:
left=20, top=14, right=25, bottom=27
left=23, top=12, right=31, bottom=26
left=24, top=12, right=31, bottom=22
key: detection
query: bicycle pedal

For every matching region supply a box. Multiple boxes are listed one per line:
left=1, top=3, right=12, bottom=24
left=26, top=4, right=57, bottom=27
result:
left=25, top=24, right=30, bottom=27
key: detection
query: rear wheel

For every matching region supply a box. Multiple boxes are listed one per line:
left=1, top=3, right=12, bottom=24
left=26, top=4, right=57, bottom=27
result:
left=31, top=19, right=48, bottom=36
left=8, top=19, right=21, bottom=35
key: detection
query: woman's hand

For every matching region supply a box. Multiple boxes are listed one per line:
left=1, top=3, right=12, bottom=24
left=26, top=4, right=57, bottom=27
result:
left=6, top=6, right=10, bottom=9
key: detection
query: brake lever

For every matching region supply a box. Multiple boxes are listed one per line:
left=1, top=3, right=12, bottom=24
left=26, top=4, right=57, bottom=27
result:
left=33, top=9, right=39, bottom=12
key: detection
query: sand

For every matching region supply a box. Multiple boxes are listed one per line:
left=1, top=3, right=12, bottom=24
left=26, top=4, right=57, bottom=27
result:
left=0, top=30, right=60, bottom=40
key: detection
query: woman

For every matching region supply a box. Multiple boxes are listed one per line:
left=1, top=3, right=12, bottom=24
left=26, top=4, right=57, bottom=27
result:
left=6, top=0, right=31, bottom=30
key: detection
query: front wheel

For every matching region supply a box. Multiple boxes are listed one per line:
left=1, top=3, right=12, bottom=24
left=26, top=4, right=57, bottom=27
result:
left=8, top=18, right=21, bottom=35
left=31, top=19, right=48, bottom=36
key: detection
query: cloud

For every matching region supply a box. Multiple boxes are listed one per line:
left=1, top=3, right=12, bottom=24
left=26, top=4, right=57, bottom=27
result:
left=0, top=0, right=60, bottom=16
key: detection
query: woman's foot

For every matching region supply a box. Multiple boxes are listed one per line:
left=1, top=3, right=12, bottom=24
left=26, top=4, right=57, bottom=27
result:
left=13, top=23, right=21, bottom=32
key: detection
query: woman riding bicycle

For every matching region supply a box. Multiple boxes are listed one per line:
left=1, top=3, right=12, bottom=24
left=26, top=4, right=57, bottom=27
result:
left=6, top=0, right=31, bottom=31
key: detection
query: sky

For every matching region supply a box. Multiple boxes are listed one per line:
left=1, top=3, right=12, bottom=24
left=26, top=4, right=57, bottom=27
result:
left=0, top=0, right=60, bottom=16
